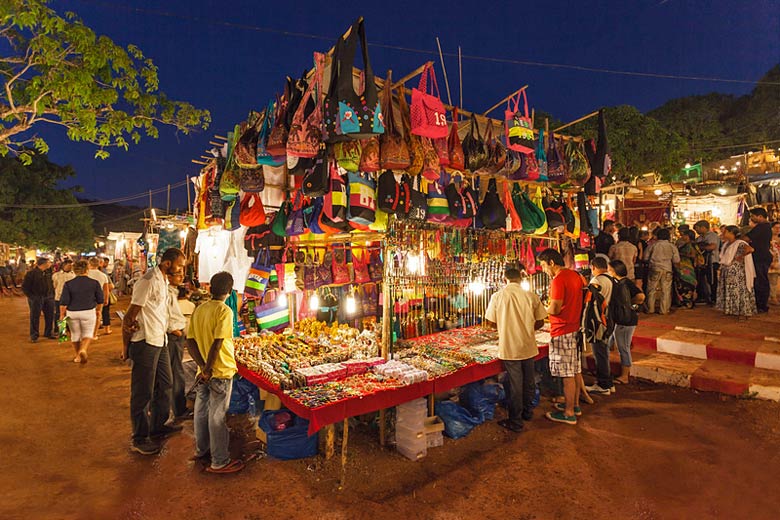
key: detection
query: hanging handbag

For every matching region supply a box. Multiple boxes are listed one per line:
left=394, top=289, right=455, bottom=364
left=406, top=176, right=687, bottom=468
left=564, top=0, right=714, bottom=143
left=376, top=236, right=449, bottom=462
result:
left=347, top=170, right=376, bottom=227
left=317, top=249, right=334, bottom=287
left=271, top=199, right=290, bottom=237
left=445, top=175, right=478, bottom=219
left=353, top=249, right=371, bottom=283
left=406, top=174, right=428, bottom=222
left=507, top=150, right=528, bottom=181
left=302, top=148, right=329, bottom=197
left=462, top=114, right=488, bottom=172
left=503, top=180, right=522, bottom=231
left=235, top=111, right=263, bottom=169
left=245, top=249, right=274, bottom=300
left=566, top=139, right=590, bottom=186
left=535, top=128, right=549, bottom=182
left=363, top=283, right=379, bottom=316
left=398, top=88, right=424, bottom=175
left=531, top=186, right=549, bottom=235
left=359, top=136, right=380, bottom=172
left=260, top=163, right=291, bottom=209
left=332, top=247, right=352, bottom=285
left=266, top=92, right=289, bottom=157
left=322, top=19, right=384, bottom=142
left=543, top=195, right=566, bottom=230
left=420, top=137, right=440, bottom=181
left=257, top=100, right=283, bottom=166
left=379, top=71, right=411, bottom=170
left=368, top=249, right=383, bottom=282
left=285, top=193, right=307, bottom=237
left=255, top=290, right=290, bottom=332
left=323, top=163, right=349, bottom=223
left=526, top=151, right=540, bottom=181
left=477, top=178, right=506, bottom=230
left=334, top=140, right=362, bottom=172
left=505, top=89, right=534, bottom=153
left=513, top=186, right=545, bottom=233
left=275, top=246, right=297, bottom=292
left=239, top=192, right=266, bottom=228
left=547, top=136, right=566, bottom=183
left=564, top=194, right=581, bottom=239
left=304, top=196, right=325, bottom=234
left=287, top=52, right=325, bottom=159
left=447, top=107, right=465, bottom=171
left=426, top=177, right=451, bottom=223
left=369, top=208, right=389, bottom=231
left=433, top=136, right=449, bottom=167
left=239, top=168, right=265, bottom=193
left=377, top=170, right=410, bottom=215
left=410, top=63, right=448, bottom=139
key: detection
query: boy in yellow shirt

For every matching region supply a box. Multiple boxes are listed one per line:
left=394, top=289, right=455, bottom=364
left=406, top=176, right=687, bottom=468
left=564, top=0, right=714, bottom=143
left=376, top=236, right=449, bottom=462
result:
left=186, top=271, right=243, bottom=473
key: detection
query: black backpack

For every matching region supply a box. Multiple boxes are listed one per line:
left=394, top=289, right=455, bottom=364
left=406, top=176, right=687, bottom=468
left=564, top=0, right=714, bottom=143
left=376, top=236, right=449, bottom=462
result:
left=609, top=278, right=637, bottom=326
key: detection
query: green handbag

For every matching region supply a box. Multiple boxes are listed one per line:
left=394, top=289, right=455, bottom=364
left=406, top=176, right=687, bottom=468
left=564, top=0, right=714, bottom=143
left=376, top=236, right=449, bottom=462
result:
left=512, top=185, right=545, bottom=233
left=271, top=199, right=291, bottom=237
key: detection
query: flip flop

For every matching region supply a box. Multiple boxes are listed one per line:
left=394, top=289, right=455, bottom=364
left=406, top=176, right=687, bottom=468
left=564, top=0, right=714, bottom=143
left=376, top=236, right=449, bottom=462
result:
left=205, top=459, right=244, bottom=474
left=79, top=351, right=88, bottom=364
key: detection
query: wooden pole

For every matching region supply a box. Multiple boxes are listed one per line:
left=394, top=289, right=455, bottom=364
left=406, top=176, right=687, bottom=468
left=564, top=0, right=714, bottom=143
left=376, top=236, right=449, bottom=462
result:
left=553, top=110, right=599, bottom=134
left=339, top=418, right=349, bottom=489
left=379, top=409, right=386, bottom=447
left=435, top=38, right=452, bottom=106
left=186, top=175, right=191, bottom=214
left=545, top=118, right=549, bottom=149
left=166, top=184, right=170, bottom=215
left=482, top=85, right=528, bottom=116
left=213, top=135, right=227, bottom=141
left=191, top=159, right=208, bottom=165
left=458, top=46, right=463, bottom=109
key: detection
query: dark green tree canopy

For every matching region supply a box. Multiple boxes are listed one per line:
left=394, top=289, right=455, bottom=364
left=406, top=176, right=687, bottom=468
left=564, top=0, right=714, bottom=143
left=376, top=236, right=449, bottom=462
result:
left=0, top=0, right=211, bottom=164
left=0, top=153, right=94, bottom=249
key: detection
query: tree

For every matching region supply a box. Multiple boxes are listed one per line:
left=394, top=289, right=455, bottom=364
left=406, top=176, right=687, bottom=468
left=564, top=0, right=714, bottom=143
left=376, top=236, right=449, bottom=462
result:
left=570, top=105, right=690, bottom=182
left=0, top=153, right=94, bottom=249
left=0, top=0, right=210, bottom=164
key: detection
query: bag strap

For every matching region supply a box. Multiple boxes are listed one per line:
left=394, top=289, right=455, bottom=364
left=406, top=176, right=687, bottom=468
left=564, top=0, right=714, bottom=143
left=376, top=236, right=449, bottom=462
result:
left=520, top=89, right=529, bottom=118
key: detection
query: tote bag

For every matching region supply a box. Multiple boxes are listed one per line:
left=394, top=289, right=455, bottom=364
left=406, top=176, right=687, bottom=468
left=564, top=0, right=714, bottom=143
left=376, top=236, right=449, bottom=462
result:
left=410, top=63, right=448, bottom=139
left=255, top=291, right=290, bottom=332
left=505, top=89, right=534, bottom=153
left=245, top=249, right=274, bottom=300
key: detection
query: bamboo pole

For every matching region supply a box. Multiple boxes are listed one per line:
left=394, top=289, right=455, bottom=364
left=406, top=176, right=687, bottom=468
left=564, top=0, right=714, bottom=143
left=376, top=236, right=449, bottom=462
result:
left=191, top=159, right=208, bottom=165
left=553, top=110, right=599, bottom=134
left=339, top=418, right=349, bottom=489
left=482, top=85, right=528, bottom=116
left=435, top=38, right=452, bottom=106
left=213, top=135, right=227, bottom=141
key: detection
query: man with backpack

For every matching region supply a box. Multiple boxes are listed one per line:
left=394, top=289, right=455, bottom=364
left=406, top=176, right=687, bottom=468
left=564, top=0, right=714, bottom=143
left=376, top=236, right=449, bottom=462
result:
left=584, top=256, right=615, bottom=396
left=608, top=260, right=645, bottom=384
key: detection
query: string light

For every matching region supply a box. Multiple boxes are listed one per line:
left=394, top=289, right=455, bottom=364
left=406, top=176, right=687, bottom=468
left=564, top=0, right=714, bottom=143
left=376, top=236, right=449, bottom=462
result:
left=277, top=292, right=287, bottom=307
left=309, top=292, right=320, bottom=310
left=345, top=291, right=357, bottom=315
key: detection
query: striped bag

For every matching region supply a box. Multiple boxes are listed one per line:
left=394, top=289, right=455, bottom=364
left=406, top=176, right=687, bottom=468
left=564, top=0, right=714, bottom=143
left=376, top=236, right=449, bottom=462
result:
left=425, top=177, right=450, bottom=223
left=244, top=249, right=273, bottom=301
left=347, top=171, right=376, bottom=228
left=255, top=291, right=290, bottom=332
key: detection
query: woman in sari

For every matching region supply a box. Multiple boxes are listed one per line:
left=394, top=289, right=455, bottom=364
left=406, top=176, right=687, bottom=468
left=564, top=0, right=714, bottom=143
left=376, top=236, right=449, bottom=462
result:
left=716, top=225, right=757, bottom=320
left=676, top=230, right=699, bottom=290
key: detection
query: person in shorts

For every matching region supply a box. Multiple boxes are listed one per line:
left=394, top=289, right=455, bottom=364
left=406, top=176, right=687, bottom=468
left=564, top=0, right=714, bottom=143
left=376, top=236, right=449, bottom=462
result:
left=537, top=248, right=586, bottom=425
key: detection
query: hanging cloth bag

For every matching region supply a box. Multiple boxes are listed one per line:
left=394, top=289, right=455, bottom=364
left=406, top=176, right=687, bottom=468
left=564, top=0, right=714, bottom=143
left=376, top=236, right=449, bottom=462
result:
left=447, top=107, right=465, bottom=171
left=239, top=192, right=267, bottom=228
left=302, top=148, right=330, bottom=197
left=322, top=19, right=384, bottom=142
left=547, top=136, right=566, bottom=183
left=285, top=193, right=308, bottom=237
left=255, top=290, right=290, bottom=332
left=535, top=128, right=549, bottom=182
left=266, top=92, right=289, bottom=157
left=503, top=181, right=522, bottom=230
left=331, top=247, right=352, bottom=285
left=420, top=137, right=441, bottom=181
left=239, top=168, right=265, bottom=193
left=478, top=178, right=507, bottom=230
left=334, top=140, right=362, bottom=172
left=377, top=170, right=410, bottom=215
left=410, top=63, right=449, bottom=139
left=532, top=186, right=549, bottom=235
left=379, top=71, right=411, bottom=170
left=287, top=52, right=325, bottom=159
left=405, top=174, right=428, bottom=222
left=462, top=114, right=488, bottom=172
left=257, top=100, right=283, bottom=166
left=245, top=249, right=274, bottom=301
left=235, top=111, right=263, bottom=169
left=505, top=89, right=534, bottom=153
left=359, top=136, right=380, bottom=172
left=353, top=249, right=371, bottom=284
left=426, top=177, right=451, bottom=223
left=347, top=170, right=377, bottom=227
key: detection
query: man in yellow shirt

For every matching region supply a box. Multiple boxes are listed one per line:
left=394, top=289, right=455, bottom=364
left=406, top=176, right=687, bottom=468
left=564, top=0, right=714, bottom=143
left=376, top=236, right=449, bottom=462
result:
left=186, top=271, right=243, bottom=474
left=485, top=267, right=547, bottom=433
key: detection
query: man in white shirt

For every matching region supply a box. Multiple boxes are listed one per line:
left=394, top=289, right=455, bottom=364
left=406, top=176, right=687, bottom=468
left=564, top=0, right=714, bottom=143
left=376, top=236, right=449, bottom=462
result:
left=121, top=248, right=187, bottom=455
left=166, top=269, right=189, bottom=420
left=52, top=259, right=76, bottom=311
left=485, top=267, right=547, bottom=433
left=585, top=256, right=615, bottom=395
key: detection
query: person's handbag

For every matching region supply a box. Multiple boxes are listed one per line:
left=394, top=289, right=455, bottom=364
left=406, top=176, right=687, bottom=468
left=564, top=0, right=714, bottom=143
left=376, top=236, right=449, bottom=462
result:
left=505, top=89, right=534, bottom=153
left=108, top=291, right=118, bottom=305
left=410, top=63, right=449, bottom=139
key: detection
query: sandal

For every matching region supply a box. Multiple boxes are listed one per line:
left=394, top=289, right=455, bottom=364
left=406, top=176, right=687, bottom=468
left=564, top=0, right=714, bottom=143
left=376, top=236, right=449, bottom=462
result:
left=205, top=459, right=244, bottom=474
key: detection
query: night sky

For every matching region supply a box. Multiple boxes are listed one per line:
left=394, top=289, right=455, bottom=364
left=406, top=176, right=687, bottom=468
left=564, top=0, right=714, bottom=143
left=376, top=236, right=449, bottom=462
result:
left=38, top=0, right=780, bottom=209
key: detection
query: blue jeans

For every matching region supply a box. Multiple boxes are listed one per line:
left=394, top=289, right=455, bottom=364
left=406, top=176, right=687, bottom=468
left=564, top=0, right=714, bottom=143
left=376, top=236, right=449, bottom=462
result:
left=195, top=377, right=233, bottom=468
left=614, top=325, right=637, bottom=367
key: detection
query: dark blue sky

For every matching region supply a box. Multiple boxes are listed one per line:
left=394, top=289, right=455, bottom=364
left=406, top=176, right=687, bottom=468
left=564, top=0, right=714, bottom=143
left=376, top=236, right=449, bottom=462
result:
left=41, top=0, right=780, bottom=209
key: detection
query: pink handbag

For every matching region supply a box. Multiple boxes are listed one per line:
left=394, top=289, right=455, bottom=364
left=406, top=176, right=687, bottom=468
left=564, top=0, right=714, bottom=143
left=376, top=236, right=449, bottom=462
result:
left=410, top=64, right=448, bottom=139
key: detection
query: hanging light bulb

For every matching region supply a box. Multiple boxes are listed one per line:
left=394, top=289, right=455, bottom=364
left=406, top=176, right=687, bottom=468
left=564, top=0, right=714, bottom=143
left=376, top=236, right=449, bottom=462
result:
left=520, top=279, right=531, bottom=291
left=653, top=189, right=663, bottom=196
left=468, top=279, right=486, bottom=295
left=179, top=229, right=188, bottom=239
left=406, top=253, right=420, bottom=274
left=277, top=292, right=287, bottom=307
left=345, top=291, right=357, bottom=315
left=309, top=292, right=320, bottom=310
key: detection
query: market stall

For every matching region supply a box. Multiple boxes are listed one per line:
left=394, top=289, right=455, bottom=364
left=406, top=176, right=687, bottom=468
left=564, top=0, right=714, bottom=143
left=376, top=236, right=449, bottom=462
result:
left=181, top=18, right=604, bottom=468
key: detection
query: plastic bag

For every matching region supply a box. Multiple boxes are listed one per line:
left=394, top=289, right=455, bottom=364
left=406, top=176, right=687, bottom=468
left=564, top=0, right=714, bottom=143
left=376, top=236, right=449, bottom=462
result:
left=228, top=376, right=260, bottom=415
left=434, top=400, right=482, bottom=439
left=258, top=409, right=318, bottom=460
left=460, top=380, right=506, bottom=422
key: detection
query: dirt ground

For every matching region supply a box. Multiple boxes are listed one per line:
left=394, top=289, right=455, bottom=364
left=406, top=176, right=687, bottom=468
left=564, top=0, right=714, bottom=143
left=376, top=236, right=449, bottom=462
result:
left=2, top=295, right=780, bottom=520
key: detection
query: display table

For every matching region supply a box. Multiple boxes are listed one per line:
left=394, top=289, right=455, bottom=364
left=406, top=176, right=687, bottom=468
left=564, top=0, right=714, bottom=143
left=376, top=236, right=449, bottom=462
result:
left=238, top=344, right=549, bottom=436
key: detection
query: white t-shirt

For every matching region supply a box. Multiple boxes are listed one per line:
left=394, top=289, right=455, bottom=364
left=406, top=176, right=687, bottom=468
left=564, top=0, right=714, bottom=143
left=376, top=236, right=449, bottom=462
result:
left=590, top=273, right=613, bottom=305
left=485, top=283, right=548, bottom=360
left=130, top=267, right=170, bottom=347
left=195, top=229, right=231, bottom=284
left=52, top=270, right=76, bottom=300
left=221, top=226, right=253, bottom=293
left=87, top=269, right=110, bottom=289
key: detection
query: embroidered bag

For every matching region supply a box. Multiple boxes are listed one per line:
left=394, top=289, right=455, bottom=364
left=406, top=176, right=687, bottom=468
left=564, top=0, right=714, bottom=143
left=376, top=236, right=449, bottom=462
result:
left=353, top=250, right=371, bottom=283
left=266, top=92, right=289, bottom=157
left=285, top=194, right=307, bottom=237
left=257, top=100, right=283, bottom=166
left=410, top=63, right=448, bottom=139
left=235, top=111, right=263, bottom=168
left=368, top=249, right=383, bottom=282
left=287, top=52, right=325, bottom=158
left=547, top=136, right=566, bottom=183
left=322, top=19, right=384, bottom=142
left=323, top=163, right=349, bottom=224
left=505, top=89, right=534, bottom=153
left=358, top=136, right=380, bottom=172
left=317, top=249, right=334, bottom=287
left=398, top=88, right=423, bottom=175
left=334, top=140, right=362, bottom=172
left=377, top=170, right=410, bottom=215
left=447, top=107, right=465, bottom=171
left=426, top=176, right=451, bottom=223
left=535, top=128, right=549, bottom=182
left=406, top=174, right=428, bottom=222
left=302, top=148, right=329, bottom=197
left=239, top=168, right=265, bottom=193
left=332, top=247, right=352, bottom=285
left=420, top=137, right=440, bottom=181
left=379, top=71, right=411, bottom=170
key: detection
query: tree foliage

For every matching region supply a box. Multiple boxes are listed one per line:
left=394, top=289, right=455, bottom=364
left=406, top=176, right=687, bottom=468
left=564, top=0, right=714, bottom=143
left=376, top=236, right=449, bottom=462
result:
left=0, top=153, right=94, bottom=249
left=570, top=105, right=690, bottom=182
left=0, top=0, right=210, bottom=164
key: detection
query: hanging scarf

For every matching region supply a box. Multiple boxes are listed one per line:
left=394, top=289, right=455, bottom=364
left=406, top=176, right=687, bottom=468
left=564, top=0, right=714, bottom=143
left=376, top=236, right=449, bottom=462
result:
left=720, top=239, right=756, bottom=292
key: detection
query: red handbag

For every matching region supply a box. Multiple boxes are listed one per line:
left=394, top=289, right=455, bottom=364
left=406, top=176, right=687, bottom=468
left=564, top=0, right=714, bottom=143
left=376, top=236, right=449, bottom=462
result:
left=505, top=89, right=534, bottom=154
left=332, top=247, right=352, bottom=285
left=239, top=192, right=266, bottom=227
left=353, top=249, right=371, bottom=284
left=410, top=64, right=448, bottom=139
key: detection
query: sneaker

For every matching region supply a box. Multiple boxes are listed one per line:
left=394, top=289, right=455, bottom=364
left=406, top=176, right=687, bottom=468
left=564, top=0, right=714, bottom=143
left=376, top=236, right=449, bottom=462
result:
left=130, top=440, right=161, bottom=455
left=497, top=419, right=524, bottom=433
left=545, top=410, right=577, bottom=425
left=585, top=383, right=613, bottom=395
left=554, top=403, right=582, bottom=416
left=150, top=423, right=184, bottom=439
left=205, top=459, right=245, bottom=474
